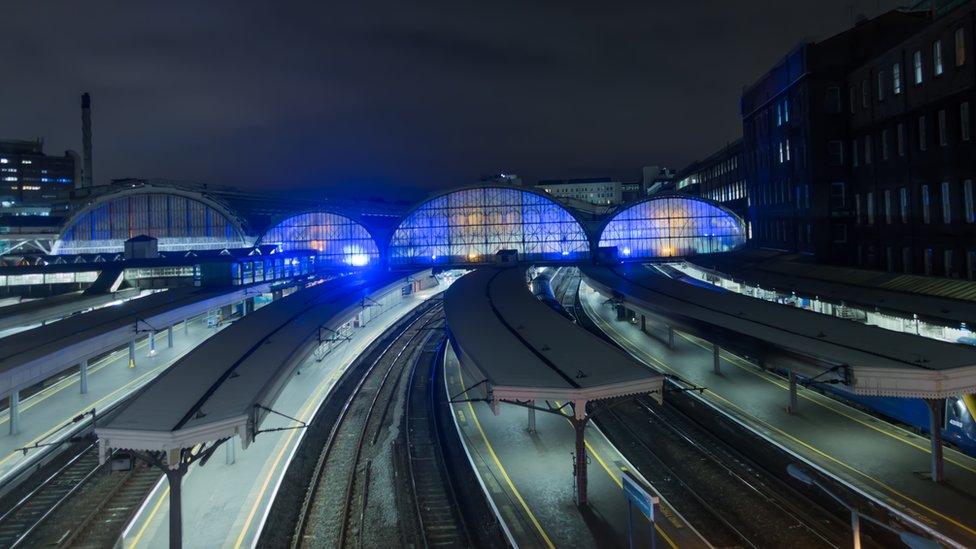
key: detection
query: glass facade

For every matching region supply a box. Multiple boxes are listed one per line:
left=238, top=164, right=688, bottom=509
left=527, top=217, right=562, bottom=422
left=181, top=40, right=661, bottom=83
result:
left=389, top=187, right=589, bottom=265
left=599, top=196, right=745, bottom=259
left=58, top=193, right=244, bottom=254
left=260, top=211, right=379, bottom=267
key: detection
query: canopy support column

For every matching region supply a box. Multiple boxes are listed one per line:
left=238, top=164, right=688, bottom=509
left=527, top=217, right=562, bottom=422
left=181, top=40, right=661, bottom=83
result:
left=148, top=330, right=157, bottom=357
left=79, top=359, right=89, bottom=394
left=8, top=390, right=19, bottom=435
left=165, top=466, right=185, bottom=549
left=572, top=400, right=590, bottom=507
left=226, top=436, right=236, bottom=465
left=666, top=325, right=674, bottom=349
left=788, top=370, right=798, bottom=414
left=129, top=338, right=136, bottom=368
left=167, top=325, right=174, bottom=349
left=712, top=343, right=721, bottom=375
left=925, top=398, right=945, bottom=482
left=527, top=401, right=536, bottom=433
left=183, top=318, right=189, bottom=335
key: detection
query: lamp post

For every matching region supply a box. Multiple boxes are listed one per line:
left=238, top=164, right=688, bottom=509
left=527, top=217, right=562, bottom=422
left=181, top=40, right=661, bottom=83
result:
left=787, top=464, right=940, bottom=549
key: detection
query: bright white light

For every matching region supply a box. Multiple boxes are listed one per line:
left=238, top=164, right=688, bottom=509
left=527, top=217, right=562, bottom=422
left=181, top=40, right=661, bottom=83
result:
left=347, top=253, right=369, bottom=267
left=431, top=254, right=438, bottom=261
left=622, top=247, right=631, bottom=255
left=561, top=250, right=569, bottom=256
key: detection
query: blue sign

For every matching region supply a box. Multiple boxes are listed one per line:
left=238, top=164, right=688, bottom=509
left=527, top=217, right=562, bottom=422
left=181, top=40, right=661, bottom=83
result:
left=622, top=470, right=658, bottom=522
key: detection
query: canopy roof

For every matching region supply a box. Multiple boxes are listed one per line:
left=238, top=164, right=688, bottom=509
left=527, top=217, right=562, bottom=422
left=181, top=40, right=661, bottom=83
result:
left=445, top=267, right=662, bottom=416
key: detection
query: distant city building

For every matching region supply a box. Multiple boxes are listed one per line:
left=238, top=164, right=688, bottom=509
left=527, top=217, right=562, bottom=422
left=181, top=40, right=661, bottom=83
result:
left=740, top=8, right=934, bottom=265
left=537, top=177, right=623, bottom=206
left=675, top=139, right=747, bottom=218
left=0, top=139, right=78, bottom=212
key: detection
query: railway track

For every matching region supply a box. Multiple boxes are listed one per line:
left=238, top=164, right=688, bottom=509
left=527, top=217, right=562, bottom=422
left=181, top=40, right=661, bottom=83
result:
left=293, top=300, right=448, bottom=548
left=599, top=391, right=851, bottom=548
left=404, top=329, right=469, bottom=547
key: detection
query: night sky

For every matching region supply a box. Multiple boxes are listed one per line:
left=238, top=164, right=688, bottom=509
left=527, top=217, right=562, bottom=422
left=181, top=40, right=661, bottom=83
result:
left=3, top=1, right=904, bottom=200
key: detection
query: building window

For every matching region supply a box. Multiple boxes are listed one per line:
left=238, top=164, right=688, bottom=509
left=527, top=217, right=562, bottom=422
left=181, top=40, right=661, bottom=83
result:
left=922, top=184, right=931, bottom=224
left=855, top=192, right=862, bottom=223
left=877, top=71, right=885, bottom=101
left=945, top=250, right=955, bottom=277
left=825, top=87, right=841, bottom=114
left=847, top=86, right=856, bottom=113
left=884, top=189, right=893, bottom=224
left=962, top=102, right=971, bottom=141
left=914, top=50, right=924, bottom=84
left=900, top=187, right=909, bottom=223
left=783, top=99, right=790, bottom=123
left=833, top=224, right=848, bottom=243
left=827, top=141, right=844, bottom=165
left=893, top=62, right=903, bottom=94
left=865, top=134, right=872, bottom=164
left=942, top=181, right=952, bottom=223
left=830, top=181, right=845, bottom=208
left=903, top=247, right=913, bottom=273
left=925, top=248, right=934, bottom=275
left=934, top=40, right=944, bottom=76
left=862, top=78, right=869, bottom=108
left=965, top=179, right=974, bottom=223
left=919, top=115, right=927, bottom=151
left=956, top=28, right=967, bottom=66
left=852, top=139, right=860, bottom=167
left=778, top=142, right=784, bottom=163
left=939, top=109, right=948, bottom=146
left=881, top=128, right=890, bottom=160
left=897, top=122, right=906, bottom=156
left=867, top=191, right=875, bottom=225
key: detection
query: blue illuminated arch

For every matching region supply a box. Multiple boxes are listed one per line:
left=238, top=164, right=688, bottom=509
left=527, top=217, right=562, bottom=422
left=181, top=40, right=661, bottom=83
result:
left=389, top=186, right=590, bottom=265
left=258, top=211, right=379, bottom=267
left=598, top=195, right=745, bottom=259
left=57, top=190, right=246, bottom=255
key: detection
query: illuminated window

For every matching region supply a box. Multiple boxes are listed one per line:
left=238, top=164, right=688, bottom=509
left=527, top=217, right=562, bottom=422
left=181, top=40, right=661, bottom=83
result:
left=956, top=28, right=966, bottom=66
left=389, top=187, right=589, bottom=265
left=914, top=50, right=923, bottom=84
left=893, top=63, right=902, bottom=94
left=934, top=40, right=944, bottom=75
left=261, top=211, right=379, bottom=267
left=598, top=197, right=745, bottom=258
left=57, top=192, right=244, bottom=254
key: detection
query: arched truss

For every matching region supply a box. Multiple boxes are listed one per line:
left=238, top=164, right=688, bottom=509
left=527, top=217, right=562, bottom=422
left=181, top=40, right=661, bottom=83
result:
left=598, top=195, right=746, bottom=259
left=389, top=186, right=590, bottom=266
left=258, top=210, right=380, bottom=267
left=56, top=189, right=247, bottom=255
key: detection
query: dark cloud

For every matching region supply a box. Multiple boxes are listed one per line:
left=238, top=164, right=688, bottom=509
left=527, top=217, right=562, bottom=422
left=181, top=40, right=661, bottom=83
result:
left=0, top=0, right=905, bottom=200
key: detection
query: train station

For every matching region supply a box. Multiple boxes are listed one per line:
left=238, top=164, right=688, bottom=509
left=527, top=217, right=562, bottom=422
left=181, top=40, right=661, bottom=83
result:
left=0, top=175, right=969, bottom=549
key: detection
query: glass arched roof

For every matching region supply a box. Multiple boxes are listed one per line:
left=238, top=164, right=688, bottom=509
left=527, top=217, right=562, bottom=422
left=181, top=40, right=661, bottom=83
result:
left=58, top=192, right=244, bottom=255
left=389, top=187, right=590, bottom=265
left=598, top=195, right=745, bottom=259
left=260, top=211, right=379, bottom=267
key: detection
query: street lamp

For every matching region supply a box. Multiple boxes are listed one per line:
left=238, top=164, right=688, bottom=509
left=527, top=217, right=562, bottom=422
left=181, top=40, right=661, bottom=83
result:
left=787, top=464, right=940, bottom=549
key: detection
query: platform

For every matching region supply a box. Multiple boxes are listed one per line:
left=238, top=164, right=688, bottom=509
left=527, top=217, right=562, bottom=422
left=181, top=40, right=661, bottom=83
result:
left=118, top=278, right=449, bottom=548
left=0, top=311, right=233, bottom=492
left=0, top=288, right=142, bottom=335
left=580, top=283, right=976, bottom=548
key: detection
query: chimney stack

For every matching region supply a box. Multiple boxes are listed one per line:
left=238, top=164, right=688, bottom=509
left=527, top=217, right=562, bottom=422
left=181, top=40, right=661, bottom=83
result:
left=81, top=92, right=93, bottom=188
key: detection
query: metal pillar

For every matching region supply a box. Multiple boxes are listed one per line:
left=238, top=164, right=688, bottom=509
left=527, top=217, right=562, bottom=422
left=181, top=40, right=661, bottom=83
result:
left=528, top=401, right=536, bottom=433
left=925, top=398, right=946, bottom=482
left=225, top=436, right=236, bottom=465
left=667, top=325, right=675, bottom=349
left=167, top=326, right=174, bottom=349
left=640, top=315, right=646, bottom=333
left=165, top=467, right=185, bottom=549
left=8, top=390, right=19, bottom=435
left=79, top=359, right=89, bottom=394
left=788, top=370, right=798, bottom=414
left=183, top=318, right=189, bottom=335
left=129, top=338, right=137, bottom=368
left=574, top=417, right=588, bottom=506
left=148, top=330, right=157, bottom=357
left=712, top=343, right=721, bottom=374
left=851, top=509, right=862, bottom=549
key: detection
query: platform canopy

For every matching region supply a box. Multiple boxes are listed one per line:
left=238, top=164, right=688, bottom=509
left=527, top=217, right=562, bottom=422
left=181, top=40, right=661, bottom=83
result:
left=444, top=267, right=663, bottom=418
left=96, top=271, right=424, bottom=464
left=582, top=264, right=976, bottom=399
